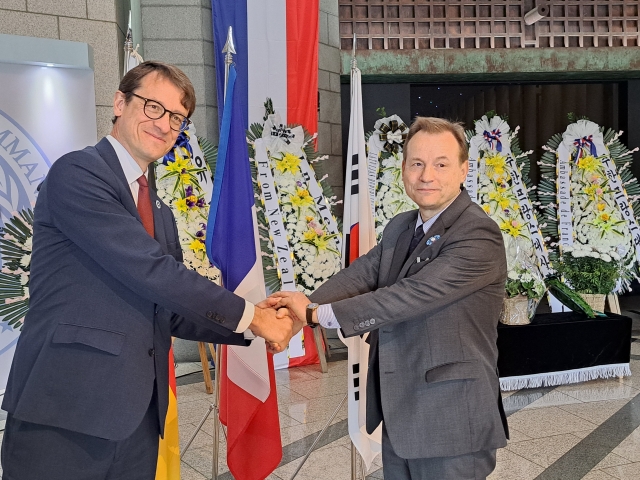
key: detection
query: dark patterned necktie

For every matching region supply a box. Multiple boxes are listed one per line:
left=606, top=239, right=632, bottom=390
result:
left=409, top=224, right=424, bottom=253
left=136, top=175, right=155, bottom=237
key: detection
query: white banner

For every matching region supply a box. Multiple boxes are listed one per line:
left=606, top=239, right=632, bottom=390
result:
left=298, top=159, right=342, bottom=254
left=505, top=156, right=552, bottom=276
left=465, top=155, right=479, bottom=203
left=254, top=139, right=297, bottom=291
left=556, top=149, right=573, bottom=247
left=601, top=157, right=640, bottom=264
left=0, top=62, right=97, bottom=395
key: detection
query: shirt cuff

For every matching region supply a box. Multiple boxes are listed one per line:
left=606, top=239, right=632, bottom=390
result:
left=317, top=304, right=340, bottom=329
left=235, top=301, right=254, bottom=333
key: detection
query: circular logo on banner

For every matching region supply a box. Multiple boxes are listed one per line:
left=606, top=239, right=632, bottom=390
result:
left=0, top=110, right=50, bottom=221
left=0, top=110, right=49, bottom=349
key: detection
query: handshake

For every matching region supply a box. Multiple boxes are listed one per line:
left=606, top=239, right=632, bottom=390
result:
left=248, top=291, right=317, bottom=354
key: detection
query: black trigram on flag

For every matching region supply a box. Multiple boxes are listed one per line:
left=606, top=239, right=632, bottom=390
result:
left=350, top=153, right=360, bottom=195
left=352, top=362, right=360, bottom=402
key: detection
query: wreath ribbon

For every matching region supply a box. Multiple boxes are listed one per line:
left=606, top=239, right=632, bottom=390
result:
left=573, top=135, right=598, bottom=163
left=378, top=119, right=408, bottom=154
left=483, top=129, right=503, bottom=152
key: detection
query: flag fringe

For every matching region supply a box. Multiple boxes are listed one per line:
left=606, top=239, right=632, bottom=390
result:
left=499, top=363, right=631, bottom=391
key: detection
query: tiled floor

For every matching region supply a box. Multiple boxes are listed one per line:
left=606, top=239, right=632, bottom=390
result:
left=172, top=333, right=640, bottom=479
left=3, top=321, right=640, bottom=479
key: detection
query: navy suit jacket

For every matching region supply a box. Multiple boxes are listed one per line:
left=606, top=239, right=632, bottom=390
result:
left=2, top=138, right=249, bottom=441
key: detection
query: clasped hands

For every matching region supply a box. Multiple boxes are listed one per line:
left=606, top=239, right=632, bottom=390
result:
left=249, top=291, right=313, bottom=354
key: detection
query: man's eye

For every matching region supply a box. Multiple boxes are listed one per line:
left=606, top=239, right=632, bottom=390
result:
left=147, top=103, right=162, bottom=112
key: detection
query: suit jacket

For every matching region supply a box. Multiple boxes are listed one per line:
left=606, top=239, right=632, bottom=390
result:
left=310, top=191, right=508, bottom=459
left=2, top=138, right=249, bottom=441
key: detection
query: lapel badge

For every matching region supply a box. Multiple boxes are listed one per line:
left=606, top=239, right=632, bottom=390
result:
left=155, top=200, right=161, bottom=209
left=426, top=234, right=440, bottom=246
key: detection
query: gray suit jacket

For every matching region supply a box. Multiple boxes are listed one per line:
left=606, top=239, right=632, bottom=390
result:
left=3, top=138, right=249, bottom=441
left=310, top=191, right=508, bottom=459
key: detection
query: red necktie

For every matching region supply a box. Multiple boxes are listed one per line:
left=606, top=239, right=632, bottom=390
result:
left=137, top=175, right=155, bottom=237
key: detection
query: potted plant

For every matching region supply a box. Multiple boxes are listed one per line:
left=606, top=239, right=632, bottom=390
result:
left=553, top=246, right=621, bottom=312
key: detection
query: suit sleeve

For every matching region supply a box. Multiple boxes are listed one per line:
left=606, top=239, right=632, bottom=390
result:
left=310, top=241, right=382, bottom=304
left=45, top=153, right=246, bottom=337
left=329, top=217, right=505, bottom=337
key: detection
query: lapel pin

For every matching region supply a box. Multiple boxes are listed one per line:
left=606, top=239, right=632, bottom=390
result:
left=155, top=200, right=161, bottom=209
left=426, top=235, right=440, bottom=246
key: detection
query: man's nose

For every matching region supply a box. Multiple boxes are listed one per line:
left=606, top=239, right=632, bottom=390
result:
left=419, top=164, right=434, bottom=182
left=154, top=112, right=172, bottom=133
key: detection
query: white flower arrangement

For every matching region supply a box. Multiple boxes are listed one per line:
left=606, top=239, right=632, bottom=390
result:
left=374, top=151, right=416, bottom=239
left=467, top=113, right=546, bottom=300
left=538, top=117, right=640, bottom=292
left=155, top=131, right=220, bottom=283
left=248, top=107, right=342, bottom=296
left=0, top=208, right=34, bottom=329
left=368, top=115, right=416, bottom=240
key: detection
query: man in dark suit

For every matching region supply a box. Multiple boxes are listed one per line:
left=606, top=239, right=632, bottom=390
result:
left=270, top=117, right=509, bottom=479
left=1, top=62, right=292, bottom=480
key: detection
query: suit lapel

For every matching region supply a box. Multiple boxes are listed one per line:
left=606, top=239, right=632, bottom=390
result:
left=395, top=190, right=474, bottom=281
left=149, top=187, right=168, bottom=248
left=95, top=138, right=140, bottom=220
left=386, top=216, right=417, bottom=286
left=397, top=216, right=446, bottom=280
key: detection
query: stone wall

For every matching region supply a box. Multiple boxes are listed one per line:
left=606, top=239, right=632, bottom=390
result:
left=0, top=0, right=123, bottom=139
left=317, top=0, right=344, bottom=215
left=140, top=0, right=217, bottom=142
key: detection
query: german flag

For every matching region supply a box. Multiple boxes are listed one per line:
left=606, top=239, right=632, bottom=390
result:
left=156, top=346, right=180, bottom=479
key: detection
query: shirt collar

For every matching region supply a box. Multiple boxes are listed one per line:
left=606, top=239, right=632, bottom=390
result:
left=106, top=135, right=146, bottom=185
left=415, top=191, right=461, bottom=234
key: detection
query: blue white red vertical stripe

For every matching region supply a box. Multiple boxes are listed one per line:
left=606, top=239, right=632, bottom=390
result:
left=210, top=5, right=282, bottom=479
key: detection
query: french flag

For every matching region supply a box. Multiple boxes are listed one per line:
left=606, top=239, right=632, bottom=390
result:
left=213, top=0, right=322, bottom=376
left=209, top=1, right=320, bottom=478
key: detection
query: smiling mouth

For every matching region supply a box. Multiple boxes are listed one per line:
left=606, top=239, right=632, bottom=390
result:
left=145, top=131, right=165, bottom=143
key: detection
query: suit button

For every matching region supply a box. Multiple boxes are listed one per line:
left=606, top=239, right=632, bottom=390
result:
left=370, top=319, right=376, bottom=325
left=148, top=348, right=155, bottom=357
left=353, top=325, right=359, bottom=331
left=359, top=322, right=365, bottom=328
left=365, top=320, right=370, bottom=327
left=206, top=311, right=214, bottom=319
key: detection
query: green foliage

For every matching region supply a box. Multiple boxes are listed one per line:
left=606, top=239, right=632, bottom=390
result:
left=546, top=276, right=597, bottom=318
left=376, top=106, right=386, bottom=118
left=554, top=253, right=620, bottom=295
left=505, top=271, right=546, bottom=300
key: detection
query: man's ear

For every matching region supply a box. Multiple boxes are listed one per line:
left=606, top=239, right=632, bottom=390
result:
left=113, top=91, right=126, bottom=117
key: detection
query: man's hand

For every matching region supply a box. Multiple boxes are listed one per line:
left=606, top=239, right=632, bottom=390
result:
left=249, top=305, right=294, bottom=354
left=267, top=291, right=313, bottom=334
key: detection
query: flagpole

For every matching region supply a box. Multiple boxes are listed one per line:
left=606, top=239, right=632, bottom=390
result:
left=349, top=32, right=361, bottom=480
left=209, top=25, right=236, bottom=480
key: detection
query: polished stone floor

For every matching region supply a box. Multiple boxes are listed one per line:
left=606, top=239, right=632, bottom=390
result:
left=173, top=308, right=640, bottom=480
left=3, top=323, right=640, bottom=479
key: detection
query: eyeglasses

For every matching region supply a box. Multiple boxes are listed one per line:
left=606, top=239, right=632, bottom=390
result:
left=129, top=92, right=191, bottom=132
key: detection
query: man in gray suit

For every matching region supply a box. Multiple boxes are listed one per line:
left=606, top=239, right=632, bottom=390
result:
left=1, top=62, right=292, bottom=480
left=270, top=117, right=509, bottom=479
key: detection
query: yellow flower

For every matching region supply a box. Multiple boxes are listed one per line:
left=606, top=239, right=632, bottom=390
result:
left=485, top=153, right=507, bottom=178
left=599, top=213, right=610, bottom=222
left=482, top=204, right=491, bottom=213
left=597, top=202, right=606, bottom=211
left=276, top=153, right=301, bottom=174
left=166, top=156, right=189, bottom=173
left=303, top=229, right=317, bottom=241
left=577, top=155, right=600, bottom=173
left=186, top=195, right=198, bottom=205
left=189, top=239, right=205, bottom=252
left=180, top=173, right=192, bottom=185
left=313, top=236, right=329, bottom=250
left=175, top=198, right=188, bottom=212
left=500, top=219, right=522, bottom=237
left=305, top=216, right=314, bottom=222
left=290, top=188, right=314, bottom=208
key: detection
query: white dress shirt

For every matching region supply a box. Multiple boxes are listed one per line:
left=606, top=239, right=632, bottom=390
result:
left=106, top=135, right=254, bottom=333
